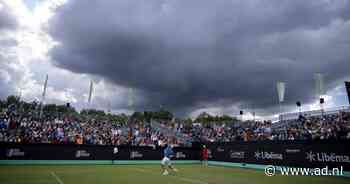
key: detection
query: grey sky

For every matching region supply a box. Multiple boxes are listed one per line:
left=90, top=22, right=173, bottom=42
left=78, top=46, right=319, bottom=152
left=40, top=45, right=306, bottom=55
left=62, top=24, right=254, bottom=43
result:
left=48, top=0, right=350, bottom=115
left=1, top=0, right=350, bottom=118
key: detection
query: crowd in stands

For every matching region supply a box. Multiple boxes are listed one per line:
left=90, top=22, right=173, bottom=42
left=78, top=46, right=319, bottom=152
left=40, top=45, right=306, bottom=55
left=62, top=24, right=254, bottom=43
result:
left=179, top=112, right=350, bottom=142
left=273, top=112, right=350, bottom=141
left=0, top=112, right=178, bottom=147
left=1, top=97, right=350, bottom=147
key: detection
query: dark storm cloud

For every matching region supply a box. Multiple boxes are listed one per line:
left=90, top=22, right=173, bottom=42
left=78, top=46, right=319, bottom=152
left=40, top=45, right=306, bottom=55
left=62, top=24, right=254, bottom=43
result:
left=48, top=0, right=350, bottom=114
left=0, top=1, right=18, bottom=31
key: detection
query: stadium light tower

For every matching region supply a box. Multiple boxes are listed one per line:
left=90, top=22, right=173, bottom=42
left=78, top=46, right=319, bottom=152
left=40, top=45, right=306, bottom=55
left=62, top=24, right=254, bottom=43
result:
left=251, top=103, right=256, bottom=122
left=345, top=81, right=350, bottom=105
left=296, top=101, right=301, bottom=117
left=239, top=110, right=243, bottom=121
left=315, top=73, right=325, bottom=113
left=320, top=98, right=325, bottom=116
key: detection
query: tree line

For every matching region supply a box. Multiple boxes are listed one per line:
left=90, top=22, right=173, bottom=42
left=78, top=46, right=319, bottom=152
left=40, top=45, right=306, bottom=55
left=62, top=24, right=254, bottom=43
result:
left=1, top=95, right=237, bottom=125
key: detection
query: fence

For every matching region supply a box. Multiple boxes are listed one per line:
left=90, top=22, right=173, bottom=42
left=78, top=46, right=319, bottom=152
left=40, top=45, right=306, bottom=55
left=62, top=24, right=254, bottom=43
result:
left=280, top=106, right=350, bottom=121
left=1, top=140, right=349, bottom=171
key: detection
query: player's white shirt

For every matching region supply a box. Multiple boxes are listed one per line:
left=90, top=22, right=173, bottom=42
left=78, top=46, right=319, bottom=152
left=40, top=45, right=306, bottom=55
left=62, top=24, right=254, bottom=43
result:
left=161, top=157, right=171, bottom=165
left=113, top=147, right=118, bottom=154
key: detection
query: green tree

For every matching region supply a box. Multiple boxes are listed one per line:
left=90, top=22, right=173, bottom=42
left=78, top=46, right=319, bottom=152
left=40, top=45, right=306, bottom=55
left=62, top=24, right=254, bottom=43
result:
left=6, top=95, right=20, bottom=106
left=131, top=111, right=144, bottom=121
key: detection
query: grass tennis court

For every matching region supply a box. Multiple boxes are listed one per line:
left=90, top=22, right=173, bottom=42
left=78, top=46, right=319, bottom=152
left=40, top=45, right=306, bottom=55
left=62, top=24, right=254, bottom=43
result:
left=0, top=165, right=349, bottom=184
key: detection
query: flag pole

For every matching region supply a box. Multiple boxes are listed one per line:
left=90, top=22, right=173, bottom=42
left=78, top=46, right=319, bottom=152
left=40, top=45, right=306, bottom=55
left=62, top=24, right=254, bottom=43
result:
left=40, top=74, right=48, bottom=120
left=279, top=101, right=282, bottom=122
left=315, top=73, right=325, bottom=115
left=276, top=81, right=285, bottom=122
left=128, top=88, right=134, bottom=124
left=88, top=80, right=94, bottom=110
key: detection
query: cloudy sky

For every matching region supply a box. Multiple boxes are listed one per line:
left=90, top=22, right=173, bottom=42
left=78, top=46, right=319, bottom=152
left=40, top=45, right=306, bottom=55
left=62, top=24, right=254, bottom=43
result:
left=0, top=0, right=350, bottom=119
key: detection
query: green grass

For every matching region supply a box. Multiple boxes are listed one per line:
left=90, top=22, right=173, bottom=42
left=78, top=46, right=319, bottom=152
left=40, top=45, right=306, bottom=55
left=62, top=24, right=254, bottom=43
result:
left=0, top=165, right=349, bottom=184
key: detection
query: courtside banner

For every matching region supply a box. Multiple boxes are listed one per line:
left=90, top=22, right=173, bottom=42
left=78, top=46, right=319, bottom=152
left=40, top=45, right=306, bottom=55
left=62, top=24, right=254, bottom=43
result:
left=0, top=143, right=200, bottom=161
left=0, top=144, right=113, bottom=160
left=206, top=140, right=350, bottom=171
left=1, top=141, right=349, bottom=170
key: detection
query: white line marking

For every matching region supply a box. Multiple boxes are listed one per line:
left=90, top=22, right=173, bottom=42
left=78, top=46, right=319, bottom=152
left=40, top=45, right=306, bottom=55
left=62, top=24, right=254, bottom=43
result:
left=134, top=168, right=208, bottom=184
left=50, top=171, right=64, bottom=184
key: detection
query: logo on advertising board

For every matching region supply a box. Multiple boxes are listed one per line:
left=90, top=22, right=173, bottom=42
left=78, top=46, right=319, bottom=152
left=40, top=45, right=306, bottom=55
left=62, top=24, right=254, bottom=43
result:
left=306, top=151, right=350, bottom=163
left=285, top=149, right=301, bottom=154
left=229, top=151, right=245, bottom=159
left=6, top=148, right=25, bottom=157
left=254, top=151, right=283, bottom=160
left=217, top=147, right=225, bottom=152
left=208, top=149, right=213, bottom=158
left=75, top=150, right=91, bottom=158
left=176, top=152, right=186, bottom=159
left=130, top=151, right=143, bottom=159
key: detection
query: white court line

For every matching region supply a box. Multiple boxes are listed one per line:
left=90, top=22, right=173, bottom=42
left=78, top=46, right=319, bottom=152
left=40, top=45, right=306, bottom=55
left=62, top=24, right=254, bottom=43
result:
left=50, top=171, right=64, bottom=184
left=134, top=168, right=208, bottom=184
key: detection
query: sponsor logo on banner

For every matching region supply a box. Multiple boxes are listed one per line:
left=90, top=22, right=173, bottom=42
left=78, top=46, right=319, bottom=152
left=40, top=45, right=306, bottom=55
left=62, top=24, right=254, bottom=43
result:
left=254, top=151, right=283, bottom=160
left=285, top=149, right=301, bottom=153
left=217, top=147, right=225, bottom=152
left=208, top=149, right=213, bottom=158
left=176, top=152, right=186, bottom=159
left=230, top=151, right=245, bottom=159
left=6, top=148, right=25, bottom=157
left=75, top=150, right=91, bottom=158
left=130, top=151, right=143, bottom=159
left=306, top=151, right=350, bottom=163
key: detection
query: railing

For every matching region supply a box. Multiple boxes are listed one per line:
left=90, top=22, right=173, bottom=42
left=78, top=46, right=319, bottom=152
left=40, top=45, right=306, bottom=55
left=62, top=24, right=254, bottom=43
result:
left=280, top=106, right=350, bottom=121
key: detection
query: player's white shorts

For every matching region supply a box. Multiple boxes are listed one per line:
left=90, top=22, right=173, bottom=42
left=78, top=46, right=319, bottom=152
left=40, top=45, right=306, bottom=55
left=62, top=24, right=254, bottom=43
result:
left=161, top=157, right=171, bottom=166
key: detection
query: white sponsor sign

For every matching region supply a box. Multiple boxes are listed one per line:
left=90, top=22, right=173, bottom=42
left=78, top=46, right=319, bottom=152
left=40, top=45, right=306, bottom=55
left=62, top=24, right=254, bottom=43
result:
left=75, top=150, right=90, bottom=158
left=230, top=151, right=245, bottom=159
left=176, top=152, right=186, bottom=159
left=306, top=151, right=350, bottom=163
left=208, top=149, right=213, bottom=159
left=255, top=151, right=283, bottom=160
left=6, top=149, right=25, bottom=157
left=217, top=147, right=225, bottom=152
left=130, top=151, right=143, bottom=159
left=285, top=149, right=301, bottom=153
